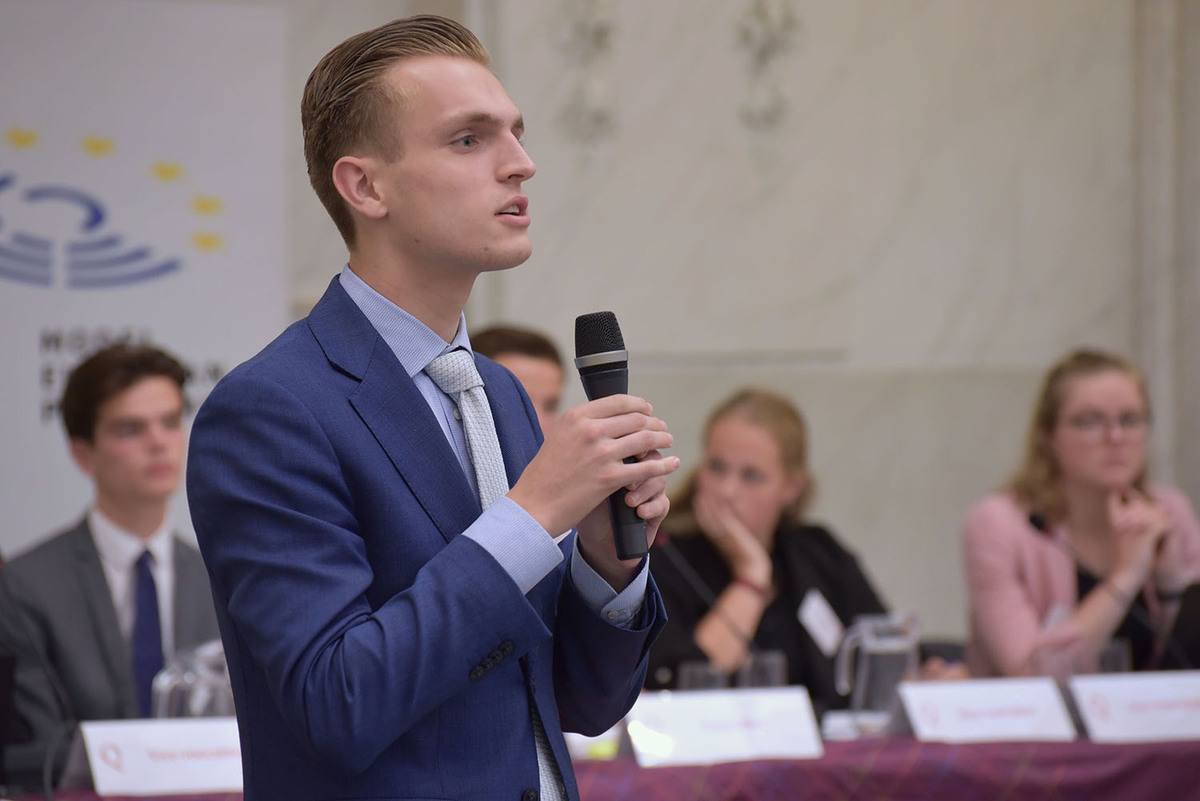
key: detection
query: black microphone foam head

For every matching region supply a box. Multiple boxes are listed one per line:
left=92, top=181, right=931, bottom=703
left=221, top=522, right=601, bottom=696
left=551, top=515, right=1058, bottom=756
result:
left=575, top=311, right=625, bottom=358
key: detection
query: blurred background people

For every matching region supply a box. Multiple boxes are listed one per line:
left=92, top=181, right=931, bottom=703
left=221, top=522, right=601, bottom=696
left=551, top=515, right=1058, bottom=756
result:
left=0, top=344, right=219, bottom=789
left=472, top=324, right=565, bottom=437
left=645, top=388, right=895, bottom=715
left=964, top=348, right=1200, bottom=678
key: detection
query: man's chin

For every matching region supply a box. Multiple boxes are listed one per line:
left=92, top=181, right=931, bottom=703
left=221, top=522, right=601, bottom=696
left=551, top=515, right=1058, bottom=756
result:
left=480, top=244, right=533, bottom=272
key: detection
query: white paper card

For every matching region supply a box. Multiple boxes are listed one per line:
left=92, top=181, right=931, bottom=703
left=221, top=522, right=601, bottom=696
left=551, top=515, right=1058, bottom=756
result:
left=79, top=717, right=242, bottom=796
left=625, top=687, right=823, bottom=767
left=798, top=589, right=844, bottom=658
left=1069, top=670, right=1200, bottom=743
left=898, top=678, right=1076, bottom=743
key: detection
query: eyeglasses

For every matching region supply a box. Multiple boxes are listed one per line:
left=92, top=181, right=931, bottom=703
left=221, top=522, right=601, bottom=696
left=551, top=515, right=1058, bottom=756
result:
left=1062, top=411, right=1150, bottom=439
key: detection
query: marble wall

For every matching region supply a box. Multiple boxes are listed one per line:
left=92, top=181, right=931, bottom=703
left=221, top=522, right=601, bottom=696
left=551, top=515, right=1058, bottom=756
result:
left=209, top=0, right=1200, bottom=639
left=453, top=0, right=1196, bottom=638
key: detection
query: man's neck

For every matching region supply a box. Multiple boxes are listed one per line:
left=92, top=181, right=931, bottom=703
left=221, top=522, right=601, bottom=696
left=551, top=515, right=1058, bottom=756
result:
left=95, top=497, right=169, bottom=540
left=348, top=251, right=475, bottom=343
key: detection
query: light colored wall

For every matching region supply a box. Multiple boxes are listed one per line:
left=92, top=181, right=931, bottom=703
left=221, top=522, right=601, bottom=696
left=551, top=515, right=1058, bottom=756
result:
left=451, top=0, right=1198, bottom=639
left=176, top=0, right=1200, bottom=640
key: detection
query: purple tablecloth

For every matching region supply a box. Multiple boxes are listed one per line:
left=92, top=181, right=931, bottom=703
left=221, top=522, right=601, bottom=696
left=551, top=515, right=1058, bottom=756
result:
left=16, top=737, right=1200, bottom=801
left=573, top=737, right=1200, bottom=800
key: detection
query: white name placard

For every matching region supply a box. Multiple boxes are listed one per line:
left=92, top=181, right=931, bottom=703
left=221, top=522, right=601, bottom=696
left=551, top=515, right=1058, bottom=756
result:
left=898, top=678, right=1076, bottom=743
left=625, top=687, right=823, bottom=767
left=79, top=717, right=242, bottom=796
left=1069, top=670, right=1200, bottom=743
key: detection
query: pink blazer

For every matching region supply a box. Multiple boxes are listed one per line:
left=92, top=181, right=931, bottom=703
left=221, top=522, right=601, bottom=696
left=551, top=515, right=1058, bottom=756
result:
left=963, top=487, right=1200, bottom=678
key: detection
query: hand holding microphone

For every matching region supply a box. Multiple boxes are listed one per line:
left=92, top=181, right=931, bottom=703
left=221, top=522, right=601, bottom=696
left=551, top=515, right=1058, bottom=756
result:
left=507, top=312, right=678, bottom=568
left=574, top=312, right=656, bottom=560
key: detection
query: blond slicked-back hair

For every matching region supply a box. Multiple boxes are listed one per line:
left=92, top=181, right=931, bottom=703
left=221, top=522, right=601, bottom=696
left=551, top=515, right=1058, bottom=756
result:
left=1006, top=348, right=1151, bottom=523
left=301, top=15, right=490, bottom=248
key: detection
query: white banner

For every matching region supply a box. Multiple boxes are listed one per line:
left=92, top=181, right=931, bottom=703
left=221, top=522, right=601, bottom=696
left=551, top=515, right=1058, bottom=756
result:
left=0, top=0, right=287, bottom=556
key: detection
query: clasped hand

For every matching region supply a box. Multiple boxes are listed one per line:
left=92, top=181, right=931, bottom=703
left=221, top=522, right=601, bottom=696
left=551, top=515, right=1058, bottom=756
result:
left=508, top=394, right=680, bottom=584
left=1107, top=489, right=1183, bottom=590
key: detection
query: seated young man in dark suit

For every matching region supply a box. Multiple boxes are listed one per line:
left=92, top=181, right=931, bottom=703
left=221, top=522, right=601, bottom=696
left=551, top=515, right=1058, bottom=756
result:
left=0, top=343, right=219, bottom=789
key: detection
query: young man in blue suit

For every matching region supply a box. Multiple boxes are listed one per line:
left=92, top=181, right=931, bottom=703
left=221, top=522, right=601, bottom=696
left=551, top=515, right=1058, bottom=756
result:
left=186, top=14, right=679, bottom=801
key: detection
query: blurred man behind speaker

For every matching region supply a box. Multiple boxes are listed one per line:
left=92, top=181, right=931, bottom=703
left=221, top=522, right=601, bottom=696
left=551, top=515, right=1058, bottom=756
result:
left=0, top=343, right=219, bottom=790
left=472, top=323, right=565, bottom=437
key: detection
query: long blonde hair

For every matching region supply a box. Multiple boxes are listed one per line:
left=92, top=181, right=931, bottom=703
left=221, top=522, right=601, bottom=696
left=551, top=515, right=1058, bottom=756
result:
left=1006, top=348, right=1150, bottom=523
left=664, top=388, right=815, bottom=537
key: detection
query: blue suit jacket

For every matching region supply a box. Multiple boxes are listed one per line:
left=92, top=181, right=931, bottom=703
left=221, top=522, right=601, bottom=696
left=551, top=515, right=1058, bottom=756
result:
left=186, top=278, right=664, bottom=801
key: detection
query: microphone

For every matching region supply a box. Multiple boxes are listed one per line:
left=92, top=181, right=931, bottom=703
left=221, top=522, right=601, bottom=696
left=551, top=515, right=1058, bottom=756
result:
left=574, top=311, right=647, bottom=561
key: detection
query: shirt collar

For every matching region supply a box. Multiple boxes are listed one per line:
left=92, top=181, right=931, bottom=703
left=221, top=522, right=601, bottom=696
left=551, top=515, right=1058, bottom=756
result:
left=338, top=264, right=473, bottom=375
left=89, top=507, right=173, bottom=570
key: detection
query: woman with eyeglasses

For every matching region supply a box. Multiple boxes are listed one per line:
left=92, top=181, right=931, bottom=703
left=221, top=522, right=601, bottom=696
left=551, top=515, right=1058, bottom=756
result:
left=963, top=348, right=1200, bottom=677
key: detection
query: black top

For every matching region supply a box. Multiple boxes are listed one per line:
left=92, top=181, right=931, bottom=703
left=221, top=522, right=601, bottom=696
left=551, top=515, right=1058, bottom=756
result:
left=1075, top=567, right=1155, bottom=671
left=646, top=523, right=887, bottom=714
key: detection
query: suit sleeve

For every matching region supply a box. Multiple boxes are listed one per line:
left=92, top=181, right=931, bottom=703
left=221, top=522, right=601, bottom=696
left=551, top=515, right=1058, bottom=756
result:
left=187, top=371, right=556, bottom=775
left=0, top=566, right=72, bottom=784
left=552, top=565, right=666, bottom=734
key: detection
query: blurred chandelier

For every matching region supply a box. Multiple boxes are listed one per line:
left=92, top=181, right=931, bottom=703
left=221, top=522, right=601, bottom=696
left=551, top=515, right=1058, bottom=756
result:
left=555, top=0, right=616, bottom=143
left=738, top=0, right=800, bottom=130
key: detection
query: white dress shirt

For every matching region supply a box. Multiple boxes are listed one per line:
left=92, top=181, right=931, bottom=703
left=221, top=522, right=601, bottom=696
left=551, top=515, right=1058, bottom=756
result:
left=89, top=508, right=176, bottom=656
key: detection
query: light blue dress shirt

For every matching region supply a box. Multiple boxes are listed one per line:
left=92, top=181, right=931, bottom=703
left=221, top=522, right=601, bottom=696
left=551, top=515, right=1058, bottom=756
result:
left=339, top=266, right=647, bottom=624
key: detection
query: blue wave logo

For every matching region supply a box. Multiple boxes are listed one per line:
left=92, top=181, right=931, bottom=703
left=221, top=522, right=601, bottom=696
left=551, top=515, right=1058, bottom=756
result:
left=0, top=174, right=181, bottom=289
left=1, top=128, right=226, bottom=290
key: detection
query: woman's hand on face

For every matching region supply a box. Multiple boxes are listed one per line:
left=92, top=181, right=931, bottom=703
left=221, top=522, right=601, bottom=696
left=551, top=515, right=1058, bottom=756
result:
left=1107, top=489, right=1170, bottom=583
left=694, top=491, right=772, bottom=586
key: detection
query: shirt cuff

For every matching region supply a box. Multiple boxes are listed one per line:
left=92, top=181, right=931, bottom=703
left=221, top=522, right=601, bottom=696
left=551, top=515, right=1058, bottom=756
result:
left=570, top=540, right=649, bottom=629
left=463, top=497, right=563, bottom=594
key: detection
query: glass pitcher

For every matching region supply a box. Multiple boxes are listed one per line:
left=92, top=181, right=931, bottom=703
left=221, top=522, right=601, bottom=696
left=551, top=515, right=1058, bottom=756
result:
left=151, top=637, right=235, bottom=718
left=833, top=612, right=920, bottom=733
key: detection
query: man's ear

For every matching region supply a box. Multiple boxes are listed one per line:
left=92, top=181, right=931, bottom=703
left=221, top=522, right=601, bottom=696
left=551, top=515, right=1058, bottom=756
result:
left=331, top=156, right=388, bottom=221
left=69, top=437, right=96, bottom=479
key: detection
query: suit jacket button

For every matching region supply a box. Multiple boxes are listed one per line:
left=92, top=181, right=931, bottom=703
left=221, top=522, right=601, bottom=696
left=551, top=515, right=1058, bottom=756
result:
left=522, top=789, right=539, bottom=801
left=469, top=666, right=485, bottom=681
left=500, top=640, right=515, bottom=656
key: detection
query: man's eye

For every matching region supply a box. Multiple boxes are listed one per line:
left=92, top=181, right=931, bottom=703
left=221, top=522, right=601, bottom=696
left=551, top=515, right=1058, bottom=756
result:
left=456, top=135, right=476, bottom=147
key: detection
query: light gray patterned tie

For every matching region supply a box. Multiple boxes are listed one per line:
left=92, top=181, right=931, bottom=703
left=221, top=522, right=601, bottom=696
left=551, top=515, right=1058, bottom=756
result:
left=425, top=349, right=509, bottom=509
left=426, top=348, right=565, bottom=800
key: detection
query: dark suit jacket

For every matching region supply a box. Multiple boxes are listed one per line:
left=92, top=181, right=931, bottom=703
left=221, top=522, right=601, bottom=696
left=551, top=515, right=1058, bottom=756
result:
left=0, top=518, right=219, bottom=787
left=186, top=277, right=664, bottom=801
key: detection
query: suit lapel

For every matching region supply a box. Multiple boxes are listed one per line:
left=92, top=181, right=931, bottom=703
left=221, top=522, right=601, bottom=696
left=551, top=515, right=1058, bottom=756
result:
left=352, top=350, right=482, bottom=541
left=172, top=543, right=212, bottom=649
left=67, top=523, right=139, bottom=716
left=308, top=279, right=481, bottom=543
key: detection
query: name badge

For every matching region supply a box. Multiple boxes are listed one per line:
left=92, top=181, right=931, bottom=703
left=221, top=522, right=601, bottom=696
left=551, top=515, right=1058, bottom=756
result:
left=898, top=678, right=1076, bottom=743
left=798, top=589, right=844, bottom=658
left=77, top=717, right=242, bottom=796
left=626, top=687, right=823, bottom=767
left=1069, top=670, right=1200, bottom=743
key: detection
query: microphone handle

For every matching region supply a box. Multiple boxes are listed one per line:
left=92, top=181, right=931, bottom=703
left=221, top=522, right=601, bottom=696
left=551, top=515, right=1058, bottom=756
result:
left=609, top=470, right=648, bottom=561
left=579, top=364, right=628, bottom=400
left=579, top=363, right=648, bottom=559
